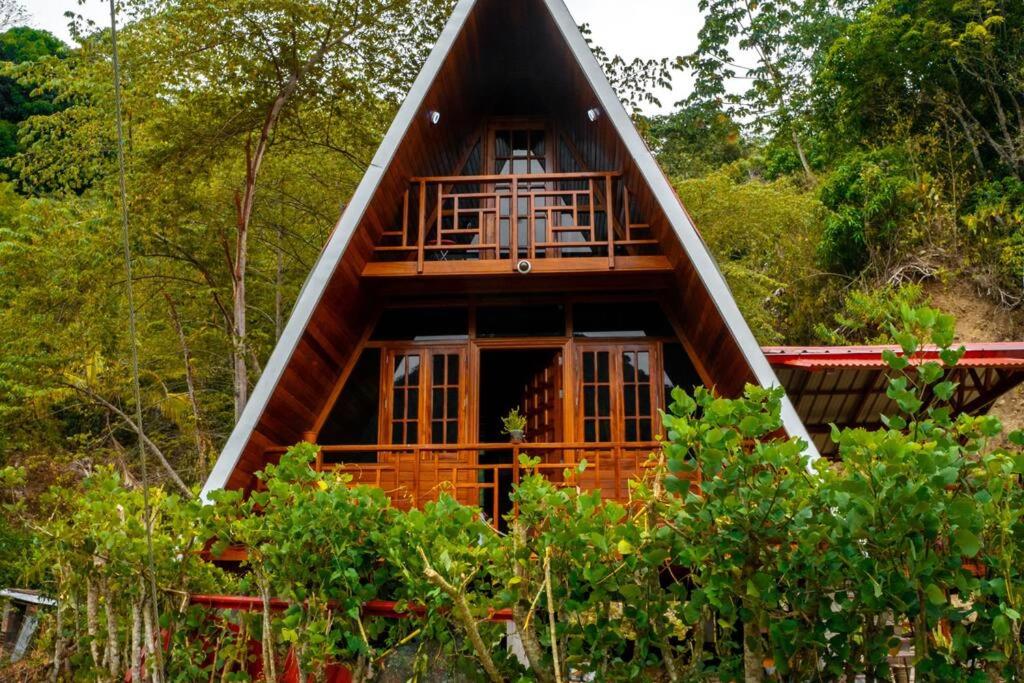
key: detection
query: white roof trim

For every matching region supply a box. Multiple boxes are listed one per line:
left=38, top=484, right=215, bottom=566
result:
left=539, top=0, right=816, bottom=455
left=200, top=0, right=478, bottom=499
left=1, top=589, right=57, bottom=606
left=202, top=0, right=816, bottom=498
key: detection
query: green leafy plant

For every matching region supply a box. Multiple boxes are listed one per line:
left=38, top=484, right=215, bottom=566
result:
left=501, top=407, right=527, bottom=437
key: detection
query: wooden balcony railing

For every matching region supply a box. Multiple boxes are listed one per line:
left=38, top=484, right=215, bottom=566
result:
left=296, top=441, right=680, bottom=523
left=374, top=172, right=659, bottom=273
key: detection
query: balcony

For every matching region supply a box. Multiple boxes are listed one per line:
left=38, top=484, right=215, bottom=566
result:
left=364, top=172, right=670, bottom=277
left=265, top=441, right=694, bottom=524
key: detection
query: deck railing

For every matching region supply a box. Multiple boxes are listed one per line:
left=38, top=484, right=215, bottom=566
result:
left=374, top=172, right=657, bottom=272
left=297, top=441, right=676, bottom=523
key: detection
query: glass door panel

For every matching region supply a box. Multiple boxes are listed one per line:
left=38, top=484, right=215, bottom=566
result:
left=576, top=343, right=658, bottom=444
left=580, top=349, right=612, bottom=442
left=430, top=352, right=462, bottom=445
left=388, top=352, right=421, bottom=445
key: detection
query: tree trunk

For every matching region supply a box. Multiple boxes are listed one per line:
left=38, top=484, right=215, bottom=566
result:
left=231, top=187, right=249, bottom=421
left=743, top=616, right=765, bottom=683
left=419, top=549, right=503, bottom=683
left=275, top=225, right=284, bottom=341
left=792, top=129, right=815, bottom=183
left=511, top=522, right=553, bottom=682
left=50, top=599, right=64, bottom=683
left=103, top=579, right=121, bottom=679
left=142, top=598, right=160, bottom=683
left=259, top=575, right=277, bottom=683
left=543, top=548, right=563, bottom=683
left=164, top=293, right=208, bottom=475
left=86, top=578, right=103, bottom=673
left=131, top=597, right=143, bottom=683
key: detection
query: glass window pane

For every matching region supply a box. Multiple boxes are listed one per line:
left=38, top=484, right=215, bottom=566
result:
left=394, top=390, right=405, bottom=418
left=447, top=388, right=458, bottom=416
left=598, top=386, right=611, bottom=415
left=624, top=388, right=636, bottom=417
left=432, top=389, right=443, bottom=419
left=477, top=304, right=565, bottom=338
left=447, top=357, right=459, bottom=384
left=597, top=353, right=609, bottom=383
left=532, top=132, right=545, bottom=157
left=373, top=308, right=468, bottom=341
left=512, top=130, right=528, bottom=155
left=599, top=421, right=611, bottom=442
left=637, top=352, right=650, bottom=379
left=406, top=389, right=419, bottom=419
left=640, top=421, right=652, bottom=441
left=573, top=302, right=674, bottom=338
left=319, top=349, right=381, bottom=445
left=495, top=131, right=511, bottom=158
left=639, top=390, right=651, bottom=417
left=623, top=352, right=636, bottom=382
left=446, top=421, right=458, bottom=444
left=663, top=343, right=702, bottom=408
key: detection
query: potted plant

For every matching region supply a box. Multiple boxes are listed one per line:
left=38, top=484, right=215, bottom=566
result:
left=501, top=408, right=527, bottom=443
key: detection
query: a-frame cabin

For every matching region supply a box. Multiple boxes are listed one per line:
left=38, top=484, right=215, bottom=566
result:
left=201, top=0, right=815, bottom=513
left=200, top=0, right=1024, bottom=514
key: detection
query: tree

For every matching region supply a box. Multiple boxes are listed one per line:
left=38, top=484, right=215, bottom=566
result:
left=645, top=102, right=745, bottom=179
left=681, top=0, right=866, bottom=181
left=0, top=27, right=67, bottom=160
left=817, top=0, right=1024, bottom=179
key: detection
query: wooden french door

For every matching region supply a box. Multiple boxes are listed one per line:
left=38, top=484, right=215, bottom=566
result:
left=381, top=347, right=467, bottom=447
left=575, top=343, right=658, bottom=444
left=486, top=120, right=553, bottom=259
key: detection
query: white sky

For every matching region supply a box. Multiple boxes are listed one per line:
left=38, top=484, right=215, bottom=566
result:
left=24, top=0, right=704, bottom=112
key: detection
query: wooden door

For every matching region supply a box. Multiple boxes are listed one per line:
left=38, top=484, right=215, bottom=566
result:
left=575, top=343, right=658, bottom=444
left=486, top=120, right=552, bottom=258
left=575, top=343, right=659, bottom=499
left=381, top=347, right=470, bottom=506
left=519, top=350, right=563, bottom=444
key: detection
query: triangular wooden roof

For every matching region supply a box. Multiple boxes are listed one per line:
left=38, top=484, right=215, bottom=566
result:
left=201, top=0, right=816, bottom=498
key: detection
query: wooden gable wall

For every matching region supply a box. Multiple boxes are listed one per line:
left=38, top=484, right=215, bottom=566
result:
left=225, top=0, right=757, bottom=490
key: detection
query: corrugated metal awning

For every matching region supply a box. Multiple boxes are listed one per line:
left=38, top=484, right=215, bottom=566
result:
left=762, top=343, right=1024, bottom=456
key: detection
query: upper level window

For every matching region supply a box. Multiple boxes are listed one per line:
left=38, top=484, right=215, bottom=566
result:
left=372, top=307, right=469, bottom=341
left=573, top=302, right=674, bottom=338
left=494, top=129, right=546, bottom=175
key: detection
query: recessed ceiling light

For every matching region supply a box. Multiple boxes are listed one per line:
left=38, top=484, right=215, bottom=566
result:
left=428, top=110, right=441, bottom=125
left=586, top=107, right=601, bottom=122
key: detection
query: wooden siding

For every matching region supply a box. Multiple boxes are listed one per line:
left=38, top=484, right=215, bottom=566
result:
left=225, top=0, right=758, bottom=491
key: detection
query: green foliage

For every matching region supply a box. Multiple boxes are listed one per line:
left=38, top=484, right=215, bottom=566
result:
left=674, top=171, right=829, bottom=342
left=0, top=27, right=66, bottom=162
left=962, top=178, right=1024, bottom=303
left=815, top=282, right=927, bottom=344
left=645, top=103, right=745, bottom=179
left=7, top=308, right=1024, bottom=680
left=818, top=148, right=927, bottom=275
left=500, top=407, right=527, bottom=435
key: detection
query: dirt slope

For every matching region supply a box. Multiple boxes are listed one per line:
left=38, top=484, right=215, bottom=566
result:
left=925, top=282, right=1024, bottom=439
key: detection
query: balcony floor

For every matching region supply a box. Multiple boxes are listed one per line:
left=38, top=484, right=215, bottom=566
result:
left=362, top=254, right=672, bottom=278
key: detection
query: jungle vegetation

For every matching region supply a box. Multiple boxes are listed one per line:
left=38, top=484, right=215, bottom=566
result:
left=0, top=0, right=1023, bottom=679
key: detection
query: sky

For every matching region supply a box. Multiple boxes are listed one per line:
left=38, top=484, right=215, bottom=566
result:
left=24, top=0, right=705, bottom=113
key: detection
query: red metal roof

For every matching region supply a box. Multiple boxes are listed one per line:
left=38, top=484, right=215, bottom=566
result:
left=763, top=343, right=1024, bottom=370
left=761, top=343, right=1024, bottom=456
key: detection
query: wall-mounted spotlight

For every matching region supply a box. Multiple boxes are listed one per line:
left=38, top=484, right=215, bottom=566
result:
left=428, top=110, right=441, bottom=125
left=586, top=107, right=601, bottom=122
